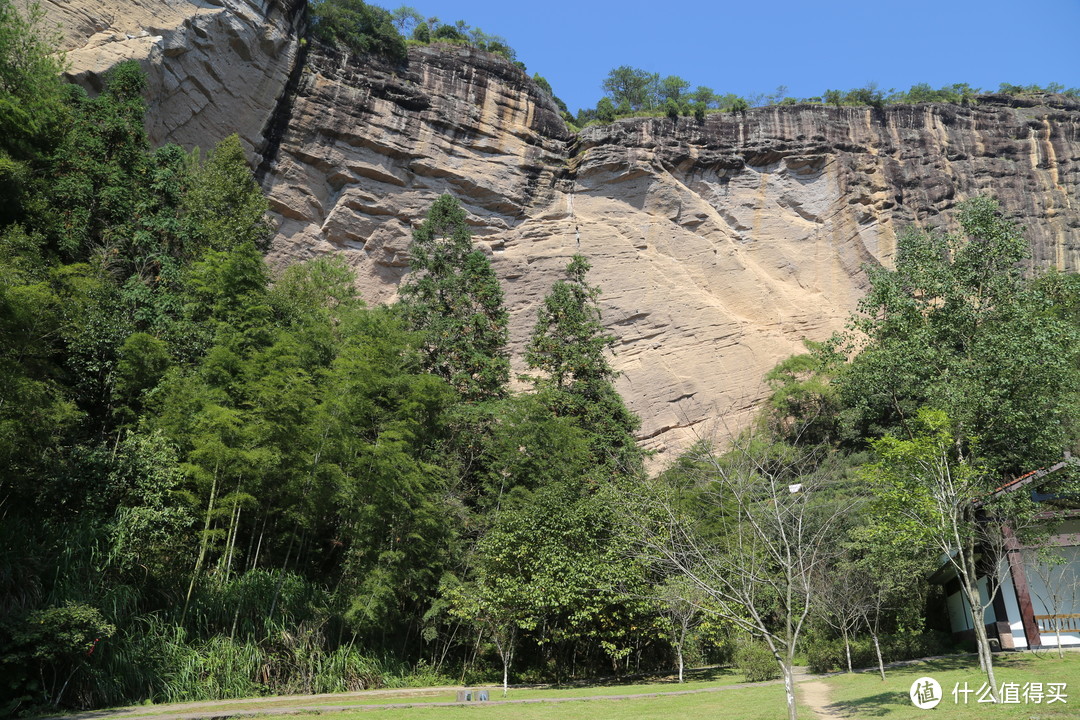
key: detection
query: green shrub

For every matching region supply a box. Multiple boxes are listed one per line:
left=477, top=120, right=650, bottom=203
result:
left=664, top=98, right=679, bottom=122
left=431, top=23, right=465, bottom=42
left=805, top=637, right=842, bottom=674
left=309, top=0, right=406, bottom=62
left=885, top=630, right=952, bottom=661
left=735, top=641, right=779, bottom=682
left=0, top=603, right=116, bottom=712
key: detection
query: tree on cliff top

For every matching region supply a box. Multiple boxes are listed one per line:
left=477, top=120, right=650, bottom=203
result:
left=399, top=194, right=509, bottom=401
left=309, top=0, right=406, bottom=62
left=602, top=66, right=659, bottom=112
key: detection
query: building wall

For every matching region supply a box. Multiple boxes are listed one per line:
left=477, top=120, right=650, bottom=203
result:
left=945, top=576, right=996, bottom=632
left=1000, top=539, right=1080, bottom=649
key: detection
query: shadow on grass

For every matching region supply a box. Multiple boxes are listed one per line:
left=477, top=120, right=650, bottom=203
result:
left=831, top=691, right=910, bottom=717
left=910, top=653, right=1052, bottom=676
left=682, top=666, right=742, bottom=683
left=545, top=665, right=740, bottom=689
left=912, top=656, right=980, bottom=673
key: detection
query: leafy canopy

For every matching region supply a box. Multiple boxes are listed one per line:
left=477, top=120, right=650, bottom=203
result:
left=399, top=194, right=509, bottom=401
left=309, top=0, right=407, bottom=62
left=838, top=196, right=1080, bottom=476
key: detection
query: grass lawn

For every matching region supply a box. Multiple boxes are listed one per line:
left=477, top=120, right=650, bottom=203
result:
left=267, top=654, right=1080, bottom=720
left=97, top=667, right=805, bottom=720
left=64, top=653, right=1080, bottom=720
left=104, top=667, right=754, bottom=716
left=263, top=683, right=809, bottom=720
left=817, top=652, right=1080, bottom=718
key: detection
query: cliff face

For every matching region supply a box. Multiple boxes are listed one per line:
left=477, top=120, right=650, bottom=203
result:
left=263, top=44, right=1080, bottom=458
left=49, top=1, right=1080, bottom=460
left=51, top=0, right=305, bottom=163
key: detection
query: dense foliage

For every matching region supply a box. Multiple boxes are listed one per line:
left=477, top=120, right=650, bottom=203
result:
left=309, top=0, right=406, bottom=62
left=740, top=197, right=1080, bottom=693
left=308, top=1, right=522, bottom=68
left=0, top=7, right=669, bottom=713
left=756, top=199, right=1080, bottom=476
left=575, top=69, right=1080, bottom=128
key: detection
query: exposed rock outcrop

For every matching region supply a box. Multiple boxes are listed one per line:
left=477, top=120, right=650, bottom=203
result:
left=263, top=43, right=1080, bottom=459
left=45, top=1, right=1080, bottom=461
left=52, top=0, right=305, bottom=164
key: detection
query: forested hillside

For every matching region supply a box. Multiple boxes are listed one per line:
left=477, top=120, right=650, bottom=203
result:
left=4, top=2, right=1080, bottom=718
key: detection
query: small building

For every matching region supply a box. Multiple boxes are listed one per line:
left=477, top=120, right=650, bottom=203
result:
left=934, top=457, right=1080, bottom=650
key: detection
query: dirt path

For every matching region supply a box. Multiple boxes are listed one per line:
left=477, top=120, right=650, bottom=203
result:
left=799, top=680, right=844, bottom=720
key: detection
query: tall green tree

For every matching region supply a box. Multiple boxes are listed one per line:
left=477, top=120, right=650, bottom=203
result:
left=658, top=75, right=690, bottom=103
left=399, top=194, right=509, bottom=401
left=526, top=255, right=641, bottom=474
left=0, top=0, right=68, bottom=224
left=185, top=134, right=272, bottom=256
left=867, top=409, right=1018, bottom=701
left=838, top=197, right=1080, bottom=476
left=690, top=85, right=715, bottom=107
left=389, top=5, right=423, bottom=35
left=527, top=255, right=614, bottom=388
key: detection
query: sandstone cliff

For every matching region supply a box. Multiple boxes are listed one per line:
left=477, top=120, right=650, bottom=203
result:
left=51, top=0, right=305, bottom=164
left=263, top=43, right=1080, bottom=458
left=50, top=0, right=1080, bottom=460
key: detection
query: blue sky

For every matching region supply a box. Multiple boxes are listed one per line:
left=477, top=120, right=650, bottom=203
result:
left=396, top=0, right=1080, bottom=113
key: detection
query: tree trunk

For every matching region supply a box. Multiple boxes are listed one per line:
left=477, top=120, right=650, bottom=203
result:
left=968, top=588, right=999, bottom=702
left=781, top=659, right=798, bottom=720
left=224, top=500, right=241, bottom=580
left=842, top=628, right=852, bottom=673
left=872, top=633, right=885, bottom=681
left=251, top=509, right=267, bottom=570
left=183, top=470, right=218, bottom=623
left=502, top=653, right=509, bottom=696
left=677, top=646, right=684, bottom=683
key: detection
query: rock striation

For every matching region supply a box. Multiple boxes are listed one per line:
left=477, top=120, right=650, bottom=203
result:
left=51, top=0, right=305, bottom=164
left=262, top=42, right=1080, bottom=459
left=47, top=0, right=1080, bottom=461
